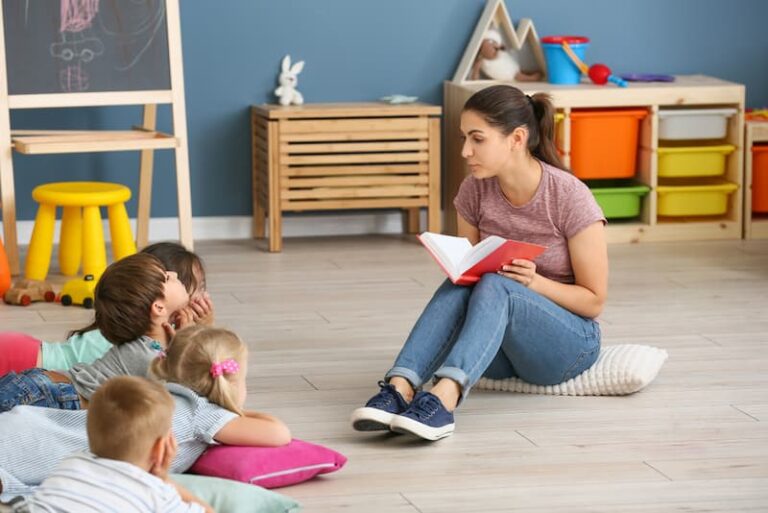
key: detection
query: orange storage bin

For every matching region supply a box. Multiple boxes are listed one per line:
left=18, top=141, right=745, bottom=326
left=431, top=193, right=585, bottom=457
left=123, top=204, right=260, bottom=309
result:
left=752, top=145, right=768, bottom=213
left=570, top=108, right=648, bottom=179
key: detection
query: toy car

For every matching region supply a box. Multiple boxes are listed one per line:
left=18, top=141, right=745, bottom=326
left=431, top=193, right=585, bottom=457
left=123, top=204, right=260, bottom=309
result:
left=59, top=274, right=97, bottom=309
left=3, top=279, right=56, bottom=306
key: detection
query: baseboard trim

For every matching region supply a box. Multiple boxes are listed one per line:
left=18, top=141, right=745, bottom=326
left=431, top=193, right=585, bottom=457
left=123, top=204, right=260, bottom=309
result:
left=2, top=210, right=430, bottom=243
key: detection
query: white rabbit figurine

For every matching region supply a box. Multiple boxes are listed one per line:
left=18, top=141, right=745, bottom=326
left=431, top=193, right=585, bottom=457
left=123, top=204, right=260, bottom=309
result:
left=274, top=55, right=305, bottom=106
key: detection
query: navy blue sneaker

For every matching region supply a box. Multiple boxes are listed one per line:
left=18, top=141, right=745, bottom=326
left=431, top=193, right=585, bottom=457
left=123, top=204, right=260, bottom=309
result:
left=351, top=381, right=410, bottom=431
left=389, top=391, right=455, bottom=440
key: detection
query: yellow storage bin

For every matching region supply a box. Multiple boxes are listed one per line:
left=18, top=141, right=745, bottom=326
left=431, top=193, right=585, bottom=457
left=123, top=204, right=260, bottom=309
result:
left=656, top=181, right=738, bottom=216
left=657, top=145, right=735, bottom=178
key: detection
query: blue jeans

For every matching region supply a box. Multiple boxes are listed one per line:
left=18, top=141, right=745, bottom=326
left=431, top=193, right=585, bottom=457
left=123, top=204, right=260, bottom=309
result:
left=0, top=368, right=80, bottom=412
left=385, top=274, right=601, bottom=402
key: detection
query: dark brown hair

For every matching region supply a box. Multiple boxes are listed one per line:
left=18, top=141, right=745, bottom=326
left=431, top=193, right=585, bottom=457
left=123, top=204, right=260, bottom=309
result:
left=463, top=85, right=564, bottom=169
left=70, top=253, right=167, bottom=344
left=87, top=376, right=174, bottom=462
left=141, top=241, right=206, bottom=294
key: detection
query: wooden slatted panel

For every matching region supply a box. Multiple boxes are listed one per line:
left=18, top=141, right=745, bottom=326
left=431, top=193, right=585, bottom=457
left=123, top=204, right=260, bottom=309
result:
left=282, top=185, right=428, bottom=200
left=280, top=164, right=427, bottom=177
left=282, top=197, right=428, bottom=211
left=281, top=140, right=428, bottom=154
left=279, top=117, right=428, bottom=135
left=283, top=152, right=429, bottom=166
left=287, top=175, right=428, bottom=188
left=282, top=130, right=428, bottom=142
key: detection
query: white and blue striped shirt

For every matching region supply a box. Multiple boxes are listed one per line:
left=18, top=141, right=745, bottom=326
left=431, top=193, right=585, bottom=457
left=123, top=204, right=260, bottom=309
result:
left=0, top=383, right=237, bottom=502
left=10, top=453, right=204, bottom=513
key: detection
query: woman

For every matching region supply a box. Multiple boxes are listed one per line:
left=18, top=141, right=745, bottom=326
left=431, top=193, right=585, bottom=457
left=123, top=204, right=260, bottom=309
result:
left=351, top=85, right=608, bottom=441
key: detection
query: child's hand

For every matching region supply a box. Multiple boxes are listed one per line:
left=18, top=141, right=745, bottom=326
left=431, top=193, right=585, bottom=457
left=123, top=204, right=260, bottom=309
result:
left=498, top=259, right=538, bottom=288
left=188, top=292, right=215, bottom=326
left=150, top=434, right=177, bottom=481
left=171, top=307, right=196, bottom=331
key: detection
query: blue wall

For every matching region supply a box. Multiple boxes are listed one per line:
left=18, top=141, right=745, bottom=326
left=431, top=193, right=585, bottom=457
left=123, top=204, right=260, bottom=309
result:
left=7, top=0, right=768, bottom=221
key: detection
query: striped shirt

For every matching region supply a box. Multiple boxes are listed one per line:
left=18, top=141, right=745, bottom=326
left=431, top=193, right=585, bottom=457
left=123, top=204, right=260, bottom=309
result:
left=10, top=453, right=204, bottom=513
left=0, top=383, right=237, bottom=501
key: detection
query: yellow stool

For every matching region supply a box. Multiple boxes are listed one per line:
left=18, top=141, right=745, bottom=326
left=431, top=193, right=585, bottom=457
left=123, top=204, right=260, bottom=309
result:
left=25, top=182, right=137, bottom=281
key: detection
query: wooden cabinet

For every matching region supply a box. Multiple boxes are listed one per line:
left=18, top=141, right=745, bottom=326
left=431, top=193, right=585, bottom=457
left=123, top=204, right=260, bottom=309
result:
left=444, top=75, right=745, bottom=243
left=251, top=103, right=441, bottom=252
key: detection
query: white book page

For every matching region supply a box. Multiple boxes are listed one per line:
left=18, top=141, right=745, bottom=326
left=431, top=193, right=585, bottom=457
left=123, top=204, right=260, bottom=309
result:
left=421, top=232, right=472, bottom=278
left=458, top=235, right=506, bottom=274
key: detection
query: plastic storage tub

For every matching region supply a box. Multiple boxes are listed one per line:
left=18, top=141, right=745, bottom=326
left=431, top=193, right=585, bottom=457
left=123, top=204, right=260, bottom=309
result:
left=657, top=144, right=735, bottom=177
left=588, top=182, right=650, bottom=219
left=752, top=144, right=768, bottom=213
left=554, top=112, right=565, bottom=155
left=656, top=181, right=738, bottom=216
left=570, top=108, right=647, bottom=179
left=658, top=108, right=737, bottom=140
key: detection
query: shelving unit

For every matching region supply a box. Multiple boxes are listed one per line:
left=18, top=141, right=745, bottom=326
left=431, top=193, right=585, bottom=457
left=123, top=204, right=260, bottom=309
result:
left=443, top=75, right=745, bottom=243
left=744, top=121, right=768, bottom=239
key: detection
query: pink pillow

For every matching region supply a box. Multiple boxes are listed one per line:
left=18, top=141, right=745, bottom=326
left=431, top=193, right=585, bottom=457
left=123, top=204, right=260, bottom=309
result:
left=189, top=439, right=347, bottom=489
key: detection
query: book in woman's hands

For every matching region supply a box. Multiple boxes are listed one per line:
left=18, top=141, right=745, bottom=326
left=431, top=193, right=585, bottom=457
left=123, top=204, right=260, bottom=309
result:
left=418, top=232, right=547, bottom=286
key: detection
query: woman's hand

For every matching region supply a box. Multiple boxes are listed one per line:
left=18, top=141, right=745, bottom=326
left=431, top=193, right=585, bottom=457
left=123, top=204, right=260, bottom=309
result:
left=498, top=259, right=538, bottom=288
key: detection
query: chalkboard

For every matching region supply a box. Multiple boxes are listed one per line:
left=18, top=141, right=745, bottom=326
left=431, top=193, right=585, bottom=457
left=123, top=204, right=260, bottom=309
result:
left=3, top=0, right=171, bottom=95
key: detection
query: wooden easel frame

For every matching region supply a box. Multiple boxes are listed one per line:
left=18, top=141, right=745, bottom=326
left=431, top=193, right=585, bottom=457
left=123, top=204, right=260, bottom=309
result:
left=0, top=0, right=193, bottom=275
left=452, top=0, right=546, bottom=85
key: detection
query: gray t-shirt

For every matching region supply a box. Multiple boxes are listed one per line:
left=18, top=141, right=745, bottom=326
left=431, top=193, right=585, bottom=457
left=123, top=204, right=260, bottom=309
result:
left=0, top=383, right=238, bottom=501
left=66, top=336, right=160, bottom=399
left=454, top=160, right=606, bottom=284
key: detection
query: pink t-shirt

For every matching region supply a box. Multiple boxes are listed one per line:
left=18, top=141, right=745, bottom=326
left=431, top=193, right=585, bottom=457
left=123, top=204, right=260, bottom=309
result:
left=454, top=161, right=606, bottom=284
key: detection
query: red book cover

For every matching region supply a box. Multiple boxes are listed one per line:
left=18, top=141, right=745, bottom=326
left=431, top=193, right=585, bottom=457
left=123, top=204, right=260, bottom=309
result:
left=418, top=234, right=547, bottom=286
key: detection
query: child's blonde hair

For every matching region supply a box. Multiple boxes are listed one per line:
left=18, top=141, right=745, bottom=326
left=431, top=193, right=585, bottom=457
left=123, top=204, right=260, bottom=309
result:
left=150, top=325, right=247, bottom=415
left=87, top=376, right=174, bottom=463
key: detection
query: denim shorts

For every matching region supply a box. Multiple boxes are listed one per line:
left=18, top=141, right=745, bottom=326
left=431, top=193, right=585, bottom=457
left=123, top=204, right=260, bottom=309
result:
left=0, top=368, right=80, bottom=412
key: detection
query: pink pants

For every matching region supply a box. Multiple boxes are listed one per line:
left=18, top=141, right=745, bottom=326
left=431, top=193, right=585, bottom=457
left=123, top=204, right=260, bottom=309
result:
left=0, top=332, right=41, bottom=374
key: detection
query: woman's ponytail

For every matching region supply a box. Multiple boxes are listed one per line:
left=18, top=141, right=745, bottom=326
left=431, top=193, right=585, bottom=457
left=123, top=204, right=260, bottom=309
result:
left=528, top=93, right=564, bottom=169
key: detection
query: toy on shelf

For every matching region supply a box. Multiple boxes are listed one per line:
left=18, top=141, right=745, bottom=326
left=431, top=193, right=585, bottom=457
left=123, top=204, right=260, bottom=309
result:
left=0, top=237, right=10, bottom=297
left=3, top=279, right=56, bottom=306
left=274, top=55, right=305, bottom=106
left=470, top=28, right=542, bottom=82
left=746, top=109, right=768, bottom=121
left=620, top=73, right=674, bottom=83
left=561, top=41, right=627, bottom=87
left=59, top=274, right=97, bottom=309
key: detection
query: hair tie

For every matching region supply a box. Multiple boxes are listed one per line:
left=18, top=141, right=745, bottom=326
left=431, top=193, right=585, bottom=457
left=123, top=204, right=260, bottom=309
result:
left=157, top=350, right=167, bottom=360
left=210, top=359, right=239, bottom=378
left=526, top=95, right=535, bottom=107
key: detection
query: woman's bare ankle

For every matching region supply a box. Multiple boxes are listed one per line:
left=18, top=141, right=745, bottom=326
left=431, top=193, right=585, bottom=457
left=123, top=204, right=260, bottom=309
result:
left=388, top=377, right=415, bottom=403
left=430, top=378, right=461, bottom=411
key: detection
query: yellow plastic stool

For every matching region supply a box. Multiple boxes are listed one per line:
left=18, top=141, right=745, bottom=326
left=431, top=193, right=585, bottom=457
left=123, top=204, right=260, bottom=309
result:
left=25, top=182, right=137, bottom=281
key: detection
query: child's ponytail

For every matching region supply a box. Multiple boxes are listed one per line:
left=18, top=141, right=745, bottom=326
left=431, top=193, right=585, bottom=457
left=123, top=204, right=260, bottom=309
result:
left=150, top=325, right=247, bottom=415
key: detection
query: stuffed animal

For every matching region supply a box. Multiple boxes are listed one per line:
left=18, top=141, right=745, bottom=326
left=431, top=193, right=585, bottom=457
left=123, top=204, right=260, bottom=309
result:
left=274, top=55, right=305, bottom=106
left=470, top=28, right=542, bottom=82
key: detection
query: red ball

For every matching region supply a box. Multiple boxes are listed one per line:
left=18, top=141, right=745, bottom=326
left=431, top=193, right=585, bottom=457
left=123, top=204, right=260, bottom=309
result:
left=588, top=63, right=611, bottom=85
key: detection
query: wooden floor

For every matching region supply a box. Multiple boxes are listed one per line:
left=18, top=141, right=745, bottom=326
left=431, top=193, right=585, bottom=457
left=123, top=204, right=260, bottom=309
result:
left=3, top=235, right=768, bottom=512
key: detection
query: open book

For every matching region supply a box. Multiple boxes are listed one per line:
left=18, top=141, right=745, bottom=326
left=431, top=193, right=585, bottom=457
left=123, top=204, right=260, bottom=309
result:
left=418, top=232, right=547, bottom=286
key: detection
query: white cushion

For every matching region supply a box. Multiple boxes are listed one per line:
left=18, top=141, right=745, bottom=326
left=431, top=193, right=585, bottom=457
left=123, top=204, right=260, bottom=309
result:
left=476, top=344, right=668, bottom=396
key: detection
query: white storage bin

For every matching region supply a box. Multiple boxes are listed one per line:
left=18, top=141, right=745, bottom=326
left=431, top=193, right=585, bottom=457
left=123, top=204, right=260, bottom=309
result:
left=658, top=108, right=737, bottom=140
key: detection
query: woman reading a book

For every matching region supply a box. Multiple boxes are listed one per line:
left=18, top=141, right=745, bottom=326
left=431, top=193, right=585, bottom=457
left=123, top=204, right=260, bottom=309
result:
left=351, top=85, right=607, bottom=441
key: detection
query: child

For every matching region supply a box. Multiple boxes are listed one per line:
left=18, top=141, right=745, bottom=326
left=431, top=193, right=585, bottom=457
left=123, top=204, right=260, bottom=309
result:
left=0, top=325, right=290, bottom=500
left=0, top=242, right=214, bottom=375
left=0, top=252, right=189, bottom=412
left=8, top=376, right=213, bottom=513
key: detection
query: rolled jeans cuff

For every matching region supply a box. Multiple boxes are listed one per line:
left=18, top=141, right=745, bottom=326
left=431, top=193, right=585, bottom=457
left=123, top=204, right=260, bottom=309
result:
left=384, top=367, right=424, bottom=390
left=433, top=366, right=471, bottom=403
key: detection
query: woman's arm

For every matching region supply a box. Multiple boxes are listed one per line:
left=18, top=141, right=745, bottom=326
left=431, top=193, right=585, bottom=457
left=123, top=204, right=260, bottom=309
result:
left=213, top=412, right=292, bottom=447
left=457, top=214, right=480, bottom=245
left=500, top=222, right=608, bottom=318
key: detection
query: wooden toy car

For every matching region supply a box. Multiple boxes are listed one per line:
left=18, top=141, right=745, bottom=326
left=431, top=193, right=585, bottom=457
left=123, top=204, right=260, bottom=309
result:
left=3, top=279, right=56, bottom=306
left=59, top=274, right=97, bottom=309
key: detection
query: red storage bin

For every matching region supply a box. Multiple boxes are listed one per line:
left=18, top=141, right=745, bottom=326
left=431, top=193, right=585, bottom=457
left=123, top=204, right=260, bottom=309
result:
left=570, top=108, right=648, bottom=179
left=752, top=144, right=768, bottom=213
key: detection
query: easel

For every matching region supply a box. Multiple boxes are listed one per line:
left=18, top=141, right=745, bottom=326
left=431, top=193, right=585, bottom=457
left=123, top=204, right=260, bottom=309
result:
left=0, top=0, right=193, bottom=275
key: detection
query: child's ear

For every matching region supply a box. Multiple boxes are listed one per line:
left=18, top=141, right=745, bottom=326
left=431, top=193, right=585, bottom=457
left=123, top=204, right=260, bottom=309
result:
left=149, top=435, right=165, bottom=470
left=151, top=299, right=166, bottom=318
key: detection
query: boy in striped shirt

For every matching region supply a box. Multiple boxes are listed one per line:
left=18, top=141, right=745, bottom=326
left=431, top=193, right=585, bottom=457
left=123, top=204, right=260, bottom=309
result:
left=5, top=377, right=212, bottom=513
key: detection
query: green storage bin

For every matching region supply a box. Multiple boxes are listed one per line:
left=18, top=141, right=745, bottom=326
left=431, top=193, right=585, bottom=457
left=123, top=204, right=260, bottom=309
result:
left=588, top=182, right=650, bottom=219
